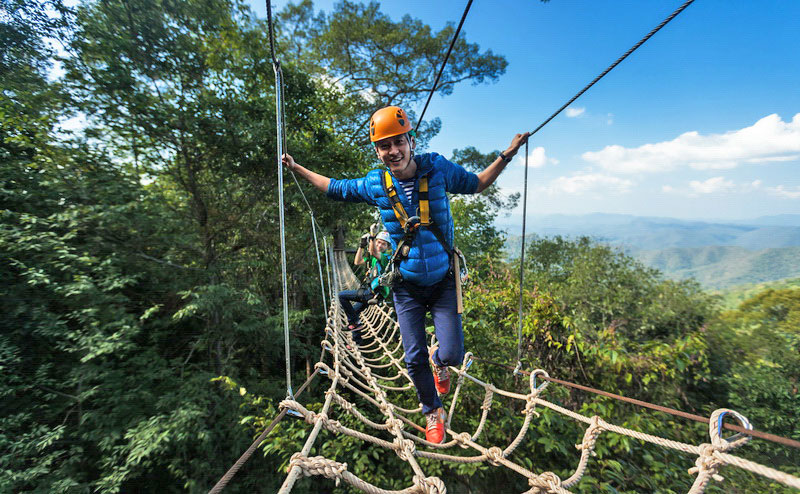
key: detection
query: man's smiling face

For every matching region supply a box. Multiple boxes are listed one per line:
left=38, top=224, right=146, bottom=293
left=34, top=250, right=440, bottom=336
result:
left=375, top=133, right=416, bottom=179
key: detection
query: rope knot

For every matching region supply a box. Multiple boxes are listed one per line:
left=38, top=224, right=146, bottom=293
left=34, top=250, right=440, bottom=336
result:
left=288, top=452, right=304, bottom=473
left=453, top=432, right=472, bottom=449
left=524, top=395, right=541, bottom=418
left=386, top=418, right=404, bottom=433
left=527, top=471, right=562, bottom=493
left=575, top=416, right=605, bottom=455
left=688, top=444, right=725, bottom=484
left=414, top=475, right=446, bottom=494
left=485, top=446, right=504, bottom=466
left=338, top=399, right=353, bottom=412
left=326, top=418, right=342, bottom=433
left=393, top=437, right=416, bottom=461
left=306, top=410, right=329, bottom=426
left=289, top=454, right=348, bottom=486
left=481, top=389, right=494, bottom=411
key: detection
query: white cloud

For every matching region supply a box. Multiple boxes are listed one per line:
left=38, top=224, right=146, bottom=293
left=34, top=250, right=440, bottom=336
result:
left=582, top=113, right=800, bottom=173
left=606, top=113, right=614, bottom=126
left=544, top=173, right=633, bottom=195
left=689, top=177, right=735, bottom=194
left=767, top=185, right=800, bottom=199
left=565, top=107, right=585, bottom=118
left=514, top=146, right=558, bottom=168
left=663, top=177, right=774, bottom=197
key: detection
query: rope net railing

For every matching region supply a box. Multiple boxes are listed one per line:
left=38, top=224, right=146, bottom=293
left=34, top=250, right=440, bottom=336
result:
left=271, top=251, right=800, bottom=494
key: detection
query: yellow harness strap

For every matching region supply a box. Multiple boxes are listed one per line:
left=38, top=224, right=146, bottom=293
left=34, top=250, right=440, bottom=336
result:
left=383, top=171, right=430, bottom=227
left=418, top=176, right=430, bottom=225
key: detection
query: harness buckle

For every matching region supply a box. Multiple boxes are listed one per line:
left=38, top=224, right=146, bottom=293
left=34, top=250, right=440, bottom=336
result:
left=403, top=215, right=421, bottom=234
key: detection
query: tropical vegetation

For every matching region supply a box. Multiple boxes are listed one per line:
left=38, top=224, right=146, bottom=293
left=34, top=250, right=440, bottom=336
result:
left=1, top=0, right=797, bottom=493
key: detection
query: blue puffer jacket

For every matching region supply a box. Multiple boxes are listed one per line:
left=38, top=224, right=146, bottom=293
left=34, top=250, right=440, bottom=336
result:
left=327, top=152, right=479, bottom=286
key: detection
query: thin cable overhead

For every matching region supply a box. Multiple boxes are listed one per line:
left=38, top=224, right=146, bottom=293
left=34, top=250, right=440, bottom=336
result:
left=266, top=0, right=333, bottom=397
left=267, top=0, right=293, bottom=399
left=529, top=0, right=695, bottom=136
left=515, top=0, right=695, bottom=373
left=515, top=139, right=529, bottom=371
left=415, top=0, right=474, bottom=132
left=266, top=1, right=330, bottom=318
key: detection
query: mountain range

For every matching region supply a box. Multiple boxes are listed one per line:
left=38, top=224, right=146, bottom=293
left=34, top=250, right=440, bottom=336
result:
left=503, top=213, right=800, bottom=289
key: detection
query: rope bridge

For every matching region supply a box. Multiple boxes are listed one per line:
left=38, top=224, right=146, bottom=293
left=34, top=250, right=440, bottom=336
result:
left=203, top=2, right=800, bottom=492
left=269, top=250, right=800, bottom=494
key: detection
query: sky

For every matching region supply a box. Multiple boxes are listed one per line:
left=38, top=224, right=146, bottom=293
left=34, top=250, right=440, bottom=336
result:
left=250, top=0, right=800, bottom=223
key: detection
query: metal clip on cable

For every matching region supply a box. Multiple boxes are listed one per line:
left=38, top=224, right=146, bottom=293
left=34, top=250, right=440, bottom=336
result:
left=403, top=215, right=421, bottom=233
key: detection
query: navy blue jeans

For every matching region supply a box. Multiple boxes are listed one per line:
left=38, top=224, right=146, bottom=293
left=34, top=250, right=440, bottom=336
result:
left=393, top=272, right=464, bottom=415
left=338, top=288, right=371, bottom=344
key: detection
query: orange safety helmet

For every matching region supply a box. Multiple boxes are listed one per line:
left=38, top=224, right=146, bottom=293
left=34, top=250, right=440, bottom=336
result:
left=369, top=106, right=413, bottom=142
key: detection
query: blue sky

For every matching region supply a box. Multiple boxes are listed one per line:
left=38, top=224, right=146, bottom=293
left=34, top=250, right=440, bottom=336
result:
left=253, top=0, right=800, bottom=222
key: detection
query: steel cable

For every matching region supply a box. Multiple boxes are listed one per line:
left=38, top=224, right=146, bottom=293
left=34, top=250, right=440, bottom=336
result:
left=529, top=0, right=695, bottom=136
left=515, top=139, right=529, bottom=370
left=415, top=0, right=474, bottom=132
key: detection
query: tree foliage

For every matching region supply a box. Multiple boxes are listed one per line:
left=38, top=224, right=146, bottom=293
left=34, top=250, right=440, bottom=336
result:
left=2, top=0, right=797, bottom=492
left=276, top=0, right=508, bottom=148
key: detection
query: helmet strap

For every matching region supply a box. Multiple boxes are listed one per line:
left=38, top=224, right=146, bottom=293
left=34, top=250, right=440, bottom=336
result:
left=406, top=131, right=416, bottom=162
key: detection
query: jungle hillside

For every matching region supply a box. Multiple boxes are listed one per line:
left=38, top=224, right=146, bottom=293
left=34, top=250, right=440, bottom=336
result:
left=1, top=0, right=798, bottom=493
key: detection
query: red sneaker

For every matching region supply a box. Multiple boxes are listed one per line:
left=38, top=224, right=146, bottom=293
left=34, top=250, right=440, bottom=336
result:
left=346, top=322, right=364, bottom=332
left=424, top=408, right=446, bottom=444
left=431, top=359, right=451, bottom=395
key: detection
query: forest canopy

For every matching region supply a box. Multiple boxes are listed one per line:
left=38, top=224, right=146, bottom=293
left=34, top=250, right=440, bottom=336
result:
left=1, top=0, right=797, bottom=492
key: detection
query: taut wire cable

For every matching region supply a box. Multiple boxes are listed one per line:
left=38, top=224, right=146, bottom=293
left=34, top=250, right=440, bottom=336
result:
left=268, top=10, right=293, bottom=398
left=529, top=0, right=695, bottom=136
left=415, top=0, right=474, bottom=132
left=515, top=139, right=529, bottom=372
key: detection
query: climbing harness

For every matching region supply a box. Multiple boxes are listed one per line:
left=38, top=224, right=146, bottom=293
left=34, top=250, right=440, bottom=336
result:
left=378, top=170, right=469, bottom=310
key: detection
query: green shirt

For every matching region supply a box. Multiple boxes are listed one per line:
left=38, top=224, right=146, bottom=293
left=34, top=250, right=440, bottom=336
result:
left=364, top=250, right=391, bottom=298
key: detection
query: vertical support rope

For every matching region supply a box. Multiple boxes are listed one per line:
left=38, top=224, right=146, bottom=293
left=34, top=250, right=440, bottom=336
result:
left=311, top=215, right=328, bottom=315
left=415, top=0, right=474, bottom=132
left=267, top=0, right=293, bottom=399
left=515, top=139, right=529, bottom=369
left=323, top=236, right=333, bottom=302
left=275, top=62, right=293, bottom=399
left=266, top=0, right=278, bottom=66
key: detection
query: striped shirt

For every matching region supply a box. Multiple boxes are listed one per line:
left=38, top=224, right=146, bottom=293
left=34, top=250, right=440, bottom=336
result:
left=397, top=177, right=415, bottom=203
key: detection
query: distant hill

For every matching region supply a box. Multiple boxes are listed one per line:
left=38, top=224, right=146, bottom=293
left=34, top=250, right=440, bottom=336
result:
left=503, top=213, right=800, bottom=253
left=633, top=246, right=800, bottom=289
left=503, top=213, right=800, bottom=289
left=715, top=277, right=800, bottom=310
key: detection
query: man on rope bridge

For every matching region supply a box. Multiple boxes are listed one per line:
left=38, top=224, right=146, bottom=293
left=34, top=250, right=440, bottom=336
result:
left=338, top=225, right=393, bottom=347
left=283, top=105, right=529, bottom=444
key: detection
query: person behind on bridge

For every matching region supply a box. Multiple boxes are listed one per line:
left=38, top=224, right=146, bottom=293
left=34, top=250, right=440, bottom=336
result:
left=338, top=227, right=393, bottom=346
left=282, top=105, right=530, bottom=444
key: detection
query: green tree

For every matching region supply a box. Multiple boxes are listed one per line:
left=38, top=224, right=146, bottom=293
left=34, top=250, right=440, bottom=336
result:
left=705, top=288, right=800, bottom=491
left=276, top=0, right=508, bottom=148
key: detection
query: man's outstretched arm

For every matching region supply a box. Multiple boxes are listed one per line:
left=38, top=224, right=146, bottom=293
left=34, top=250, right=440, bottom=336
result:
left=475, top=132, right=531, bottom=193
left=282, top=153, right=331, bottom=193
